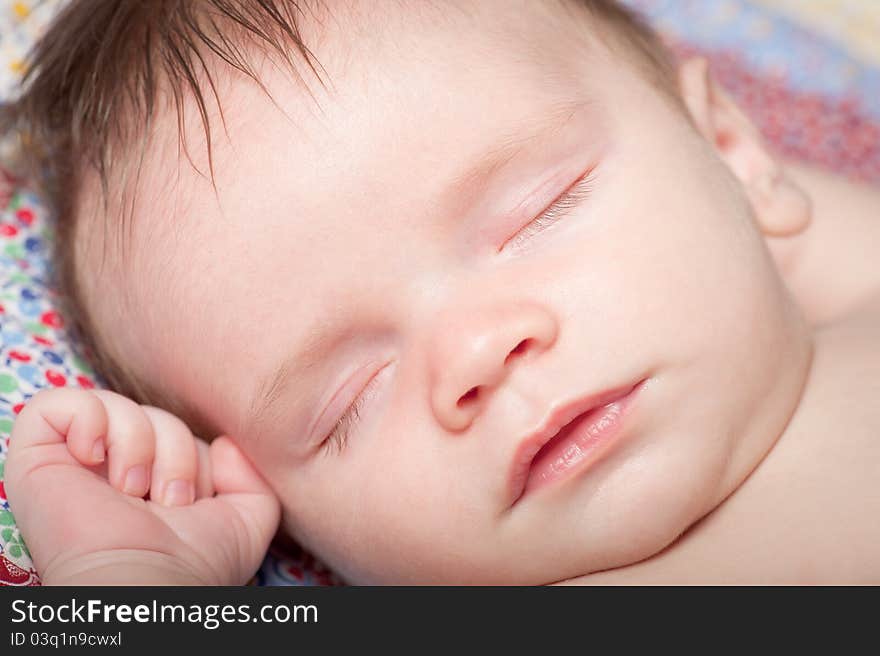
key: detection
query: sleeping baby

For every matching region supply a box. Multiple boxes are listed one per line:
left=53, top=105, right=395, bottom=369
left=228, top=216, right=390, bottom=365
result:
left=3, top=0, right=880, bottom=584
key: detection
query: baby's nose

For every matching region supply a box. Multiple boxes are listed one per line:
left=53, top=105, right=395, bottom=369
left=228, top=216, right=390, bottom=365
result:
left=428, top=302, right=558, bottom=432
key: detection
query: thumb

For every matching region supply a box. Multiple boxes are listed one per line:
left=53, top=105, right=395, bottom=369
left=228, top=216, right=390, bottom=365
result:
left=209, top=436, right=281, bottom=566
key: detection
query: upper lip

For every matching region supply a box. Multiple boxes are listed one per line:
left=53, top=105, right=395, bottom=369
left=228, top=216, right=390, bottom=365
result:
left=506, top=380, right=640, bottom=508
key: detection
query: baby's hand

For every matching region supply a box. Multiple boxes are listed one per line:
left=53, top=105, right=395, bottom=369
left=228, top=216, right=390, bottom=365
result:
left=3, top=388, right=280, bottom=585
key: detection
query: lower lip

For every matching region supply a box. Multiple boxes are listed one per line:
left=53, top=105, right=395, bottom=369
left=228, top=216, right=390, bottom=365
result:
left=522, top=380, right=644, bottom=497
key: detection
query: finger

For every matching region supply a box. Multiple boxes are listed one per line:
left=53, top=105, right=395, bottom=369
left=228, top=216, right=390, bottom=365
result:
left=141, top=406, right=198, bottom=507
left=7, top=388, right=109, bottom=472
left=211, top=436, right=277, bottom=498
left=4, top=390, right=145, bottom=576
left=194, top=437, right=215, bottom=500
left=210, top=436, right=281, bottom=567
left=91, top=390, right=155, bottom=498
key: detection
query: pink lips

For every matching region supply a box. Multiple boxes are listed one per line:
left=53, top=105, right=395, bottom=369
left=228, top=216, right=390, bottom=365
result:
left=507, top=379, right=645, bottom=507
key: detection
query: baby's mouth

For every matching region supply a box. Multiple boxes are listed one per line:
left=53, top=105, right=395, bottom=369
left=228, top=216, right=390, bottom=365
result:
left=507, top=379, right=645, bottom=507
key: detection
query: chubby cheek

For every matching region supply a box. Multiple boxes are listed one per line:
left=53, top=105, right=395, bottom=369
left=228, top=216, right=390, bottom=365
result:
left=596, top=141, right=775, bottom=360
left=273, top=423, right=484, bottom=583
left=530, top=142, right=794, bottom=544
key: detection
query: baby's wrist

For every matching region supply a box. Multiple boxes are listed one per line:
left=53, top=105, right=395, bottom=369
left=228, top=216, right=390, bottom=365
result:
left=42, top=550, right=210, bottom=586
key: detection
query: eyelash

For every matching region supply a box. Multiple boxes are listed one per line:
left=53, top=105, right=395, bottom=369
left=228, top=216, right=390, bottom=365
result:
left=322, top=367, right=385, bottom=454
left=322, top=170, right=596, bottom=454
left=502, top=170, right=596, bottom=252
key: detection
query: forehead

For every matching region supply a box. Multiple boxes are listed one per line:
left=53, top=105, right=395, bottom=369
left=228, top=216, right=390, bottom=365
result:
left=95, top=0, right=627, bottom=435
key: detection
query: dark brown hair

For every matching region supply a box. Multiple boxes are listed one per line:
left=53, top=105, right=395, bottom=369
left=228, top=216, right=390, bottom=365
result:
left=0, top=0, right=675, bottom=437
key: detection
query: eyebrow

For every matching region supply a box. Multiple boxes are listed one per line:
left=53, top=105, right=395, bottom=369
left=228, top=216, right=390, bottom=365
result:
left=243, top=97, right=589, bottom=437
left=244, top=323, right=342, bottom=436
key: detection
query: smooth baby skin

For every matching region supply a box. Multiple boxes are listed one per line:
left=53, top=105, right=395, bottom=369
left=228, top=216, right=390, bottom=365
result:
left=577, top=127, right=880, bottom=583
left=570, top=291, right=880, bottom=584
left=6, top=1, right=880, bottom=583
left=572, top=161, right=880, bottom=583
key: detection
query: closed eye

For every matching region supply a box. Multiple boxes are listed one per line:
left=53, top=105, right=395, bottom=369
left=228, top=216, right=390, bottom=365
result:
left=500, top=169, right=596, bottom=253
left=320, top=361, right=390, bottom=455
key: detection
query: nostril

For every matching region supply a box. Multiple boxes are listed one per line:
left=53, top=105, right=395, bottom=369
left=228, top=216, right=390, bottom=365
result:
left=457, top=386, right=480, bottom=408
left=504, top=338, right=531, bottom=366
left=455, top=340, right=533, bottom=411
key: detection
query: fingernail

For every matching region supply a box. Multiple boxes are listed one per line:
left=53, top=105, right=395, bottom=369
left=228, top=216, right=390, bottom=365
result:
left=123, top=465, right=149, bottom=495
left=163, top=479, right=194, bottom=507
left=90, top=439, right=105, bottom=463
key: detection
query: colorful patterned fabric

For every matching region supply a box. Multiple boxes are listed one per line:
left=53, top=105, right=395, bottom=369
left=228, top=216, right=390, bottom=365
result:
left=0, top=169, right=52, bottom=586
left=0, top=0, right=64, bottom=102
left=624, top=0, right=880, bottom=182
left=1, top=0, right=879, bottom=586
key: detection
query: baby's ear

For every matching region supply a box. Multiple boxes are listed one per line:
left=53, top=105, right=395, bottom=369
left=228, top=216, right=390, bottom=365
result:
left=678, top=57, right=811, bottom=237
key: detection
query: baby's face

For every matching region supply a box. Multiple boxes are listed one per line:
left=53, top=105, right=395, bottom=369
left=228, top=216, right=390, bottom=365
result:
left=87, top=3, right=812, bottom=582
